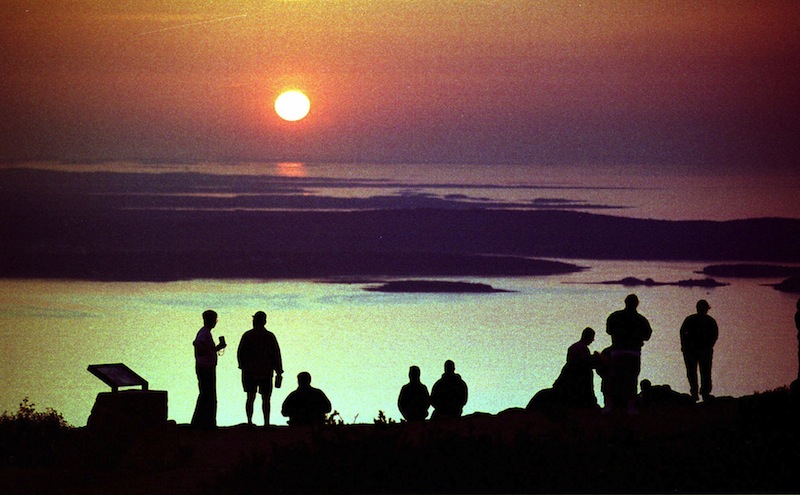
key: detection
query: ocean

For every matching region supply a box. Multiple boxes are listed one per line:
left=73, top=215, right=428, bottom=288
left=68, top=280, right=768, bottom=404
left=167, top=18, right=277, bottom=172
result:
left=1, top=261, right=797, bottom=427
left=1, top=161, right=799, bottom=426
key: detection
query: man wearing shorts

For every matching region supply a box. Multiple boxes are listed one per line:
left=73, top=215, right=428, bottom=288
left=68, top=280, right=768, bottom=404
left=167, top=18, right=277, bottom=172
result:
left=237, top=311, right=283, bottom=427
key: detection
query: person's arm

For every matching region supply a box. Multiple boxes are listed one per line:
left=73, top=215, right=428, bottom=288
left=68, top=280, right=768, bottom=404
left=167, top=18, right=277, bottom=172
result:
left=273, top=335, right=284, bottom=375
left=397, top=385, right=406, bottom=413
left=321, top=392, right=332, bottom=414
left=709, top=317, right=719, bottom=346
left=281, top=393, right=294, bottom=418
left=236, top=334, right=246, bottom=369
left=642, top=317, right=653, bottom=342
left=679, top=317, right=689, bottom=351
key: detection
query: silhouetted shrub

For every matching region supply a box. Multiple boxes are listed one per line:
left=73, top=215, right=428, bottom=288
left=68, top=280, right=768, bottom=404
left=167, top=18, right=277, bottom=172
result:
left=0, top=397, right=72, bottom=466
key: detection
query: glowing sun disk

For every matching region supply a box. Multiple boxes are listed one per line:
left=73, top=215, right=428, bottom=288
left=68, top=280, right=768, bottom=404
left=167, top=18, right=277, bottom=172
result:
left=275, top=90, right=310, bottom=122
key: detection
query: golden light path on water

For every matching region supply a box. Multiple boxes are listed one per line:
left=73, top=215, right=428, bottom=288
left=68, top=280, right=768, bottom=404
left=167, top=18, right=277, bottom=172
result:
left=1, top=260, right=797, bottom=426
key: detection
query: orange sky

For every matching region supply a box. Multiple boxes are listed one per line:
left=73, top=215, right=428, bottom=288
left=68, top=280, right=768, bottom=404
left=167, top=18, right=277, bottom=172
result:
left=2, top=1, right=799, bottom=170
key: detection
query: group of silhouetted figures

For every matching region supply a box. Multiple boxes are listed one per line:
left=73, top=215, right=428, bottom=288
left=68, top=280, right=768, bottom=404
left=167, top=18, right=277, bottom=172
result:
left=190, top=310, right=333, bottom=429
left=189, top=308, right=469, bottom=429
left=190, top=295, right=800, bottom=429
left=530, top=294, right=721, bottom=414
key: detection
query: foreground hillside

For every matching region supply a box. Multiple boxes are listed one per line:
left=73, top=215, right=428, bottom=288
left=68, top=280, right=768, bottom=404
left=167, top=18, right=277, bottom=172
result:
left=3, top=388, right=800, bottom=494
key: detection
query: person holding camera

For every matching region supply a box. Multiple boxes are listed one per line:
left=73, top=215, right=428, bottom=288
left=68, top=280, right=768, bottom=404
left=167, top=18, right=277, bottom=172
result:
left=191, top=309, right=227, bottom=430
left=237, top=310, right=284, bottom=427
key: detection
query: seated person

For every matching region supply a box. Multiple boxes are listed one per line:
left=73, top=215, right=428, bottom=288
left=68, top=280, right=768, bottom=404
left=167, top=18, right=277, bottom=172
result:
left=398, top=365, right=430, bottom=421
left=281, top=372, right=332, bottom=425
left=430, top=360, right=468, bottom=420
left=638, top=379, right=695, bottom=407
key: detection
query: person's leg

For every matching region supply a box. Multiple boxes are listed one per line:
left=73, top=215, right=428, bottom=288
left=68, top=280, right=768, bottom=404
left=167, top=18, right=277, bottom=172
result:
left=699, top=350, right=713, bottom=400
left=246, top=391, right=256, bottom=424
left=208, top=367, right=217, bottom=428
left=193, top=366, right=216, bottom=429
left=261, top=379, right=274, bottom=426
left=191, top=367, right=204, bottom=427
left=626, top=354, right=641, bottom=413
left=683, top=353, right=699, bottom=400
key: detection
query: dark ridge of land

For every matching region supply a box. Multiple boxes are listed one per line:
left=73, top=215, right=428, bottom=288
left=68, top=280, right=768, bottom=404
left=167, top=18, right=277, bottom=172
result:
left=598, top=276, right=729, bottom=288
left=364, top=280, right=512, bottom=293
left=699, top=263, right=800, bottom=278
left=3, top=388, right=800, bottom=494
left=0, top=252, right=582, bottom=282
left=2, top=206, right=800, bottom=280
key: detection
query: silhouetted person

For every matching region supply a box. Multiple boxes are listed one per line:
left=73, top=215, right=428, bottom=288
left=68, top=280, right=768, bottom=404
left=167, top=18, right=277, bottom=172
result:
left=595, top=346, right=613, bottom=407
left=638, top=379, right=695, bottom=407
left=237, top=311, right=283, bottom=427
left=398, top=365, right=431, bottom=421
left=281, top=372, right=331, bottom=426
left=430, top=360, right=468, bottom=419
left=796, top=298, right=800, bottom=380
left=680, top=300, right=719, bottom=401
left=191, top=309, right=226, bottom=429
left=605, top=294, right=652, bottom=412
left=552, top=327, right=600, bottom=408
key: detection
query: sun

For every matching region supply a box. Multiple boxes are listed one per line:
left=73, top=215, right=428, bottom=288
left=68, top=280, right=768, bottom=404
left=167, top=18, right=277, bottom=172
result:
left=274, top=90, right=311, bottom=122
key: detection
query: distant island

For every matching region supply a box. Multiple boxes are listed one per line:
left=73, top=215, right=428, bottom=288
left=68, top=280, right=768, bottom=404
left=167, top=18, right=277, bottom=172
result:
left=698, top=264, right=800, bottom=293
left=698, top=263, right=800, bottom=278
left=597, top=277, right=729, bottom=288
left=364, top=280, right=511, bottom=293
left=773, top=276, right=800, bottom=294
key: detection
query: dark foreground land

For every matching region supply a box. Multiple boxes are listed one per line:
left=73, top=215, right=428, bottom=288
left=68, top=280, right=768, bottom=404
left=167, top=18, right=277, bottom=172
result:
left=4, top=388, right=800, bottom=494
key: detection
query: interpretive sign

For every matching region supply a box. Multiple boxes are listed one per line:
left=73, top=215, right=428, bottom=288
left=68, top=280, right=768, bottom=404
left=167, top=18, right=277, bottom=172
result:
left=87, top=363, right=149, bottom=392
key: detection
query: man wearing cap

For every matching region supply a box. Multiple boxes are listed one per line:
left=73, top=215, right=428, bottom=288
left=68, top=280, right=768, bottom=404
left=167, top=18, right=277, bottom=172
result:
left=680, top=300, right=719, bottom=401
left=237, top=311, right=283, bottom=427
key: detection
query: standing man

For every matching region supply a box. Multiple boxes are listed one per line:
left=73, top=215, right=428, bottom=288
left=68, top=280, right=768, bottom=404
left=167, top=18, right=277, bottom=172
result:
left=605, top=294, right=652, bottom=412
left=680, top=300, right=719, bottom=402
left=237, top=311, right=283, bottom=427
left=191, top=309, right=226, bottom=430
left=430, top=360, right=468, bottom=420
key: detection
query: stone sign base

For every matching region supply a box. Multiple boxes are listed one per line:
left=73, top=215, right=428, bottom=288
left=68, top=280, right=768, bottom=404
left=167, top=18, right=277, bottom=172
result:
left=87, top=390, right=168, bottom=433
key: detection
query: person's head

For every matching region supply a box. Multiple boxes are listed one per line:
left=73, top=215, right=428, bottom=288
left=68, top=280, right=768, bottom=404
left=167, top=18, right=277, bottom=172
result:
left=696, top=299, right=710, bottom=315
left=444, top=360, right=456, bottom=374
left=202, top=310, right=218, bottom=329
left=408, top=365, right=421, bottom=382
left=640, top=379, right=652, bottom=392
left=297, top=371, right=312, bottom=387
left=581, top=327, right=595, bottom=344
left=253, top=310, right=267, bottom=327
left=624, top=294, right=639, bottom=310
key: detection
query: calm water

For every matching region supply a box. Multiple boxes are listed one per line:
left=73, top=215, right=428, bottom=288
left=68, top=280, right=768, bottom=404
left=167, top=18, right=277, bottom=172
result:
left=1, top=260, right=797, bottom=426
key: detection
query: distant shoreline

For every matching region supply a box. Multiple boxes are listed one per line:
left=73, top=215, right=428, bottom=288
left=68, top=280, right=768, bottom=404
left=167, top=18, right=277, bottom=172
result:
left=0, top=252, right=584, bottom=282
